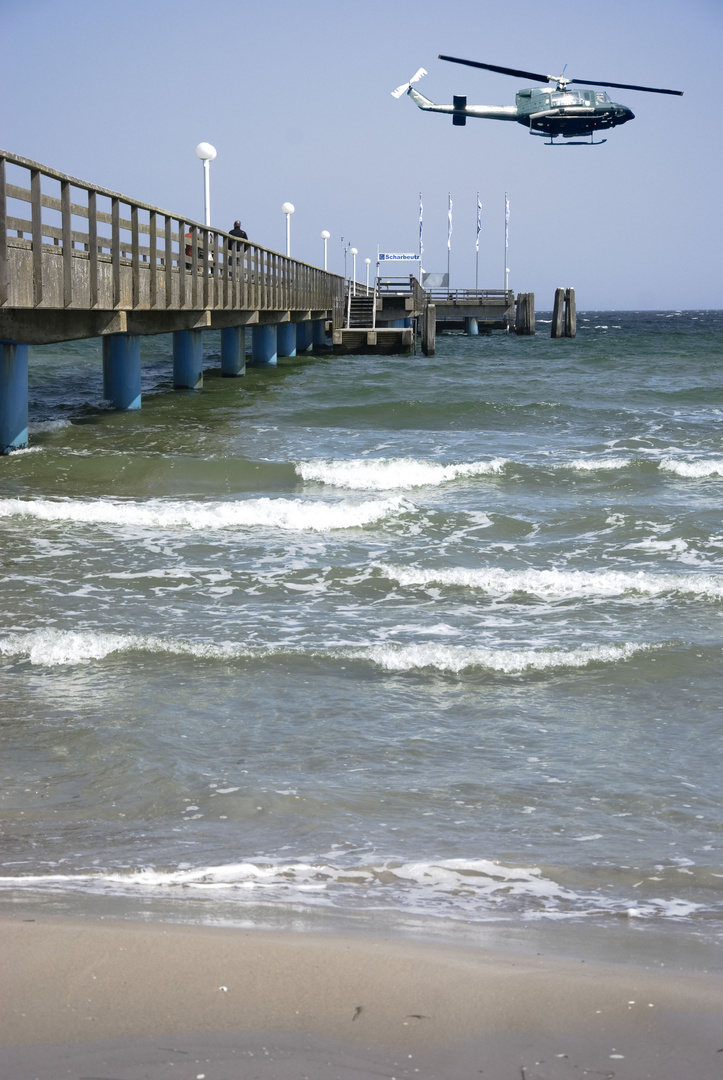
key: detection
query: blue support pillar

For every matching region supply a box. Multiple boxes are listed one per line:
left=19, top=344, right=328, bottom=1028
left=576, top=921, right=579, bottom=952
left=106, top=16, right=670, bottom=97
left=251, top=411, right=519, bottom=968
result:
left=312, top=319, right=327, bottom=347
left=277, top=322, right=297, bottom=357
left=173, top=330, right=203, bottom=389
left=296, top=321, right=312, bottom=354
left=252, top=324, right=277, bottom=366
left=465, top=317, right=479, bottom=336
left=0, top=341, right=29, bottom=454
left=102, top=333, right=141, bottom=409
left=221, top=326, right=246, bottom=377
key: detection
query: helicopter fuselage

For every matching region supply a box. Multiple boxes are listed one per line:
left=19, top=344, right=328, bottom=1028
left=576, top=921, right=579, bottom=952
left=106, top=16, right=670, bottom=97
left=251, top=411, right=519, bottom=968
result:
left=516, top=87, right=633, bottom=137
left=408, top=85, right=634, bottom=139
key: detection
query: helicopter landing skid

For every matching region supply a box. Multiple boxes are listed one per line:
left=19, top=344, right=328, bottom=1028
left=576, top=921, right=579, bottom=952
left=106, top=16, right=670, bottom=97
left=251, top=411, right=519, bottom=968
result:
left=536, top=133, right=607, bottom=146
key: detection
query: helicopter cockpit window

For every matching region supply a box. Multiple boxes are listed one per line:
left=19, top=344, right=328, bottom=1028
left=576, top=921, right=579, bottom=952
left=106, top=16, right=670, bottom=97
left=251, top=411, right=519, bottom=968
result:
left=551, top=91, right=581, bottom=106
left=596, top=92, right=611, bottom=104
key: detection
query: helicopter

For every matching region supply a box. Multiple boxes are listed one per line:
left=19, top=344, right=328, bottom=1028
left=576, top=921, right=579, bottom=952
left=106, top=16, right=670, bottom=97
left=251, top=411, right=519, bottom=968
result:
left=392, top=57, right=683, bottom=144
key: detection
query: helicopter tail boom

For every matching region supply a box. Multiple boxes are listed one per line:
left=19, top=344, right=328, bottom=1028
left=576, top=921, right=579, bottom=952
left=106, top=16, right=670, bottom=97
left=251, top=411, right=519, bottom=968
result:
left=407, top=86, right=517, bottom=121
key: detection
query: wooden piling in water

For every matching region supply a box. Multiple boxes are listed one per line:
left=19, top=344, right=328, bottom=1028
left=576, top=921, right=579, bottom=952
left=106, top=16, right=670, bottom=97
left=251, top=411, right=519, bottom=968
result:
left=552, top=288, right=576, bottom=338
left=422, top=303, right=436, bottom=355
left=515, top=293, right=535, bottom=335
left=565, top=287, right=576, bottom=338
left=551, top=288, right=565, bottom=338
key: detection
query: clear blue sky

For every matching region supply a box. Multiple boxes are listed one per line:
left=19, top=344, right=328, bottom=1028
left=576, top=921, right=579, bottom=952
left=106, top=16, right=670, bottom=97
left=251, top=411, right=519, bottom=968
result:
left=2, top=0, right=721, bottom=308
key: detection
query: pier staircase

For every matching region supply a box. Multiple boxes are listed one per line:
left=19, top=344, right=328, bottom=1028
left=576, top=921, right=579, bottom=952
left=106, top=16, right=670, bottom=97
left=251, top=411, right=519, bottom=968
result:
left=347, top=294, right=375, bottom=329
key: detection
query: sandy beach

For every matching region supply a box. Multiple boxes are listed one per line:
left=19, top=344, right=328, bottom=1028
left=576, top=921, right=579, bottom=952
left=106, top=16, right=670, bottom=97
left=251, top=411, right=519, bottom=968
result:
left=1, top=915, right=722, bottom=1079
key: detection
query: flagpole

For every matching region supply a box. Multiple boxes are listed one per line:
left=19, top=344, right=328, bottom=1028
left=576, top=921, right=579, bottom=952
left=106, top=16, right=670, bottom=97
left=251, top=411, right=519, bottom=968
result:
left=447, top=192, right=452, bottom=293
left=475, top=190, right=481, bottom=292
left=504, top=191, right=509, bottom=293
left=419, top=192, right=424, bottom=286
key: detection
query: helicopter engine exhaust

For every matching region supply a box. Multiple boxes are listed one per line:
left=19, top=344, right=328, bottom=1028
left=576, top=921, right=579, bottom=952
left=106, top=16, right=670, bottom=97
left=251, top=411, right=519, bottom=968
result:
left=452, top=95, right=467, bottom=125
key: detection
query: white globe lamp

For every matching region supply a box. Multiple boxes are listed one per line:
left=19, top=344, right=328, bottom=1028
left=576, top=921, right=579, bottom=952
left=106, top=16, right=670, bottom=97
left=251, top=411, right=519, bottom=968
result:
left=282, top=202, right=295, bottom=257
left=195, top=143, right=216, bottom=227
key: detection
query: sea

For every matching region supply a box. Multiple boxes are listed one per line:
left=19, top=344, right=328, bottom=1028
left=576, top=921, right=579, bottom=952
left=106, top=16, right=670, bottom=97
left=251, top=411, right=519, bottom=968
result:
left=2, top=310, right=723, bottom=970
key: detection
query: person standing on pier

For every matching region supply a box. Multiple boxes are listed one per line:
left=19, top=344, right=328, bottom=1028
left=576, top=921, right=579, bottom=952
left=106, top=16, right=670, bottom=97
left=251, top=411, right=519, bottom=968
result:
left=228, top=220, right=247, bottom=269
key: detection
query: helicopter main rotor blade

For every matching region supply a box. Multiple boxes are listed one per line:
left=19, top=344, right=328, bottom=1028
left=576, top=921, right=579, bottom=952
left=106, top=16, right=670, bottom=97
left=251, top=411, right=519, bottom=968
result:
left=438, top=54, right=684, bottom=96
left=569, top=77, right=683, bottom=96
left=438, top=55, right=552, bottom=83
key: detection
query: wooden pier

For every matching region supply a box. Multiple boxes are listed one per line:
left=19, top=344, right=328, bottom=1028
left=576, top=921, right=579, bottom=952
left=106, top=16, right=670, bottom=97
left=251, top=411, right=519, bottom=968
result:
left=0, top=149, right=349, bottom=452
left=332, top=276, right=434, bottom=355
left=0, top=148, right=569, bottom=455
left=428, top=288, right=515, bottom=334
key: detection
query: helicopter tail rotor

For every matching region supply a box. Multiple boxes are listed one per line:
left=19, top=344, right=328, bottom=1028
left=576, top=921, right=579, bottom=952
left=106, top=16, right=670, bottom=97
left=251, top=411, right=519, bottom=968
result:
left=391, top=67, right=428, bottom=99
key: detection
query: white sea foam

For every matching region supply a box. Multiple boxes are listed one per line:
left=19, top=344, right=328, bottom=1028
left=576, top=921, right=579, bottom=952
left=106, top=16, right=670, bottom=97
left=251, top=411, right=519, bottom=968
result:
left=379, top=564, right=723, bottom=601
left=659, top=458, right=723, bottom=478
left=0, top=494, right=412, bottom=532
left=0, top=629, right=248, bottom=666
left=295, top=457, right=508, bottom=490
left=356, top=641, right=649, bottom=674
left=0, top=858, right=703, bottom=922
left=564, top=457, right=633, bottom=472
left=0, top=628, right=653, bottom=673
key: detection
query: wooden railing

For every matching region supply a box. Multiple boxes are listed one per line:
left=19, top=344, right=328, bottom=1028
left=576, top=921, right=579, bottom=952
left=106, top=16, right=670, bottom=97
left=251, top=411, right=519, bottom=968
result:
left=376, top=275, right=425, bottom=305
left=0, top=150, right=344, bottom=317
left=424, top=288, right=513, bottom=302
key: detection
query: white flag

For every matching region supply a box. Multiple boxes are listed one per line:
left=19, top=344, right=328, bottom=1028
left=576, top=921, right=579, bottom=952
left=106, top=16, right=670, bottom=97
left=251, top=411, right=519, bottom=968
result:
left=476, top=191, right=481, bottom=253
left=505, top=193, right=509, bottom=248
left=447, top=193, right=453, bottom=251
left=419, top=192, right=424, bottom=260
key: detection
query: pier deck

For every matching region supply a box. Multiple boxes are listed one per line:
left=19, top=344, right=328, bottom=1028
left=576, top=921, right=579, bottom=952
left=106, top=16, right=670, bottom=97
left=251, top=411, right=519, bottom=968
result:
left=0, top=150, right=345, bottom=451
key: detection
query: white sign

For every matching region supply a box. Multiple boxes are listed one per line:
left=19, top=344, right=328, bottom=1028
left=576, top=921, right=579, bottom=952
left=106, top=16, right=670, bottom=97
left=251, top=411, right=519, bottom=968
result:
left=378, top=253, right=418, bottom=262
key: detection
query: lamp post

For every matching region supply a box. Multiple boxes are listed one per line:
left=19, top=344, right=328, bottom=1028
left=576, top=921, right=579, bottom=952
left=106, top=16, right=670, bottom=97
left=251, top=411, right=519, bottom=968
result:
left=350, top=247, right=357, bottom=296
left=282, top=202, right=295, bottom=257
left=365, top=257, right=371, bottom=290
left=195, top=142, right=216, bottom=227
left=321, top=229, right=330, bottom=271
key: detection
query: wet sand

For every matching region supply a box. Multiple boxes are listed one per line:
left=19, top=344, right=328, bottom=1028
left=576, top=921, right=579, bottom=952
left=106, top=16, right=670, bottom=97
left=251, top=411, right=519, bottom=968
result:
left=2, top=914, right=723, bottom=1079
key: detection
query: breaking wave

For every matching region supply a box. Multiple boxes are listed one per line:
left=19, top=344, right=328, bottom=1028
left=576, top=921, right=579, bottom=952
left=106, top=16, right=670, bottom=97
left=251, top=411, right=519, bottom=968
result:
left=0, top=628, right=653, bottom=673
left=295, top=456, right=508, bottom=490
left=380, top=564, right=723, bottom=601
left=0, top=494, right=413, bottom=532
left=659, top=458, right=723, bottom=478
left=0, top=858, right=702, bottom=923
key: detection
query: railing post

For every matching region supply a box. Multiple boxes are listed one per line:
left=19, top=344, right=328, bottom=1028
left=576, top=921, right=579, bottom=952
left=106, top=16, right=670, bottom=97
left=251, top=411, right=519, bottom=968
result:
left=222, top=233, right=229, bottom=309
left=213, top=230, right=220, bottom=308
left=88, top=190, right=98, bottom=308
left=61, top=180, right=72, bottom=307
left=131, top=205, right=140, bottom=307
left=111, top=196, right=121, bottom=307
left=31, top=168, right=43, bottom=305
left=149, top=210, right=157, bottom=308
left=176, top=220, right=185, bottom=308
left=190, top=226, right=198, bottom=308
left=0, top=157, right=7, bottom=307
left=202, top=229, right=210, bottom=309
left=164, top=216, right=173, bottom=307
